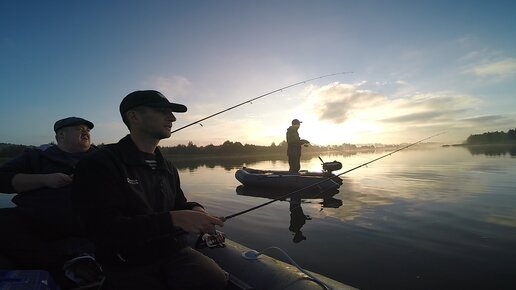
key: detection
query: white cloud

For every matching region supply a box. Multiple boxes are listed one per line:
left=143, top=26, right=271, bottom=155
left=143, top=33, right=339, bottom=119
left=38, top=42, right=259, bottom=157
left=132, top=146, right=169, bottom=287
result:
left=293, top=82, right=512, bottom=144
left=304, top=83, right=481, bottom=126
left=471, top=58, right=516, bottom=77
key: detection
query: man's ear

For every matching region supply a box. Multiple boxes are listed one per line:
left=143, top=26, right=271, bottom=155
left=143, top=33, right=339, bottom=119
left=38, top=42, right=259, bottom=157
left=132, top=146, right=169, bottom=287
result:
left=126, top=110, right=139, bottom=124
left=55, top=129, right=65, bottom=142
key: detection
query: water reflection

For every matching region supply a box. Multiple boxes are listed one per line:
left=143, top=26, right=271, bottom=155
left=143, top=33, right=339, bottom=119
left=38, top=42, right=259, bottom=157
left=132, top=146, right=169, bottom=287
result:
left=176, top=147, right=516, bottom=289
left=289, top=193, right=311, bottom=243
left=235, top=185, right=343, bottom=243
left=235, top=185, right=342, bottom=209
left=463, top=144, right=516, bottom=157
left=181, top=146, right=516, bottom=228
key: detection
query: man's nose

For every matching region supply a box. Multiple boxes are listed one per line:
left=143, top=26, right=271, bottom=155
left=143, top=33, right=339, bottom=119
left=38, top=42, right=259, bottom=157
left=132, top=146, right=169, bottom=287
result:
left=169, top=112, right=176, bottom=122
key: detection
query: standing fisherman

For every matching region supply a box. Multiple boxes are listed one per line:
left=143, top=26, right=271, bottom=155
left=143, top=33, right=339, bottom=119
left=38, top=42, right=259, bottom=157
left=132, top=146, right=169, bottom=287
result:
left=286, top=119, right=309, bottom=173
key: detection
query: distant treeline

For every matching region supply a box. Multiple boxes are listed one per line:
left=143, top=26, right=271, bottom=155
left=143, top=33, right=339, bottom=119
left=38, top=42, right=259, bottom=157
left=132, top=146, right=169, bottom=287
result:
left=0, top=143, right=33, bottom=158
left=465, top=128, right=516, bottom=145
left=0, top=140, right=386, bottom=159
left=159, top=140, right=371, bottom=155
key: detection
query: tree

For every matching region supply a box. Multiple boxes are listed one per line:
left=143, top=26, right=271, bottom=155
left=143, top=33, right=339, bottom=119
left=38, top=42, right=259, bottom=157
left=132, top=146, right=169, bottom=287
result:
left=466, top=129, right=516, bottom=144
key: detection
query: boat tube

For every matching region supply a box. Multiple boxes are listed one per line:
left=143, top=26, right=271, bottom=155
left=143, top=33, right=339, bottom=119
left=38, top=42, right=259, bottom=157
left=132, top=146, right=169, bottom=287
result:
left=193, top=236, right=358, bottom=290
left=235, top=167, right=342, bottom=191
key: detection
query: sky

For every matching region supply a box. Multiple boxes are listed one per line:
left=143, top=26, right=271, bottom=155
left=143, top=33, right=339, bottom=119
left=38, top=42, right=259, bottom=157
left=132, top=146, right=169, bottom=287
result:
left=1, top=0, right=515, bottom=147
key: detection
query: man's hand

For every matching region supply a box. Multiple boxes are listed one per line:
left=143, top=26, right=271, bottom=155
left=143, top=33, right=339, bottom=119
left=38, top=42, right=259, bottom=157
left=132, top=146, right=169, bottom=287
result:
left=170, top=210, right=224, bottom=234
left=41, top=173, right=73, bottom=188
left=12, top=173, right=73, bottom=192
left=191, top=206, right=206, bottom=213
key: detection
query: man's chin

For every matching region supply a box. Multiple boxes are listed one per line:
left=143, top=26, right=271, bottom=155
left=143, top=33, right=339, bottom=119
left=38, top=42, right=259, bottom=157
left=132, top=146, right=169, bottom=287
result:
left=156, top=132, right=172, bottom=140
left=79, top=141, right=91, bottom=150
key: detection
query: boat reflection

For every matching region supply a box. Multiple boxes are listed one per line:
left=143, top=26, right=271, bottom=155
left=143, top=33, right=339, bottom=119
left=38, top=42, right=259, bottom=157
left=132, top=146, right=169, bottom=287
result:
left=235, top=185, right=342, bottom=208
left=235, top=185, right=343, bottom=243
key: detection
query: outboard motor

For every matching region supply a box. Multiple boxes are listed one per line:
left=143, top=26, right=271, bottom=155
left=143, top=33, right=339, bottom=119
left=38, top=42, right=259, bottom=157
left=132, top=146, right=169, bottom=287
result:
left=322, top=161, right=342, bottom=173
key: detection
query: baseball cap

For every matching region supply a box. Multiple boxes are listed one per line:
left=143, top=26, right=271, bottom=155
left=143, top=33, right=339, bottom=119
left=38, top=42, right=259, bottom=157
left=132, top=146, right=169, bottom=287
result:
left=54, top=117, right=94, bottom=132
left=120, top=90, right=187, bottom=115
left=291, top=119, right=302, bottom=125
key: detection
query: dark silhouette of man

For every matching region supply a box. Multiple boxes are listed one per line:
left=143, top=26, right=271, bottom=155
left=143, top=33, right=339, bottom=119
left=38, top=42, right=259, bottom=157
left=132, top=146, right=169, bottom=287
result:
left=286, top=119, right=309, bottom=173
left=72, top=90, right=227, bottom=290
left=0, top=117, right=103, bottom=288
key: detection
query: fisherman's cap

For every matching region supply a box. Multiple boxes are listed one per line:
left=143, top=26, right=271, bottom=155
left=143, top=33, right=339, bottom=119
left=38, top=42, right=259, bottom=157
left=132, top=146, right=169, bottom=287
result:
left=54, top=117, right=94, bottom=133
left=292, top=119, right=302, bottom=125
left=120, top=90, right=187, bottom=115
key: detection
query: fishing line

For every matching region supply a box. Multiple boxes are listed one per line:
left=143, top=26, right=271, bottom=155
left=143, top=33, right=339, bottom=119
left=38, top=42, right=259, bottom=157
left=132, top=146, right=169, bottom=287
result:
left=171, top=72, right=353, bottom=134
left=222, top=131, right=445, bottom=221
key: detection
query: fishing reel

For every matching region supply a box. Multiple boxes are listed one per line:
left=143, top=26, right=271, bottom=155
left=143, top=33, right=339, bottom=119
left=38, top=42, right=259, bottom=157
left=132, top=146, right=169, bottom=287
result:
left=196, top=230, right=226, bottom=249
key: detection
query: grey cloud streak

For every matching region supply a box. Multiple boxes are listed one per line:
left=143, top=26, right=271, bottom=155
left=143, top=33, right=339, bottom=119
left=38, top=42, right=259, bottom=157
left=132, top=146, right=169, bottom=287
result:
left=309, top=83, right=482, bottom=127
left=311, top=84, right=386, bottom=123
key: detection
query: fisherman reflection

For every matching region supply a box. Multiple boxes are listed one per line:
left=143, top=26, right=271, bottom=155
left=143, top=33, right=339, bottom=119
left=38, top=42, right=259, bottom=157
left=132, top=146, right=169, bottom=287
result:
left=288, top=193, right=311, bottom=243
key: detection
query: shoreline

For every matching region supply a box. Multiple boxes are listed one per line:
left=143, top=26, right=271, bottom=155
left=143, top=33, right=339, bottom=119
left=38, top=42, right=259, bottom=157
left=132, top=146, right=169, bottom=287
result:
left=443, top=143, right=516, bottom=147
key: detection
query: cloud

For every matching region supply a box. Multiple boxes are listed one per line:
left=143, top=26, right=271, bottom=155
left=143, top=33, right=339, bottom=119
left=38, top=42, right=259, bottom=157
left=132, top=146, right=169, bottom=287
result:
left=294, top=82, right=516, bottom=143
left=143, top=75, right=192, bottom=98
left=460, top=115, right=506, bottom=123
left=393, top=93, right=479, bottom=119
left=381, top=111, right=448, bottom=123
left=305, top=83, right=386, bottom=123
left=458, top=114, right=516, bottom=130
left=305, top=83, right=481, bottom=127
left=470, top=58, right=516, bottom=77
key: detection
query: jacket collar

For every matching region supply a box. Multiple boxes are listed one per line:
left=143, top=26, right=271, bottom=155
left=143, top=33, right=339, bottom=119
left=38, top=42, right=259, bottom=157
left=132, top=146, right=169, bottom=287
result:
left=117, top=135, right=169, bottom=171
left=40, top=145, right=96, bottom=165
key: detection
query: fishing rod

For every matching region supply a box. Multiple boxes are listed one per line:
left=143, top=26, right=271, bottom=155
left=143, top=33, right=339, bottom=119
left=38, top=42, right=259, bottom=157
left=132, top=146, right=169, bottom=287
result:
left=222, top=131, right=445, bottom=221
left=171, top=72, right=353, bottom=134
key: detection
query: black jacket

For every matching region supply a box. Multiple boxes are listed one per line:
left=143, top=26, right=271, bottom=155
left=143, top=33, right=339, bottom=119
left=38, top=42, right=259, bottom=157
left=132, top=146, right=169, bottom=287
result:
left=286, top=126, right=303, bottom=155
left=72, top=135, right=201, bottom=266
left=0, top=145, right=96, bottom=233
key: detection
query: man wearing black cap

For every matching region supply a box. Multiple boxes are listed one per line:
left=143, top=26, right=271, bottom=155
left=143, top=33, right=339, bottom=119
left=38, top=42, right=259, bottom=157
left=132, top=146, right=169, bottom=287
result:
left=72, top=90, right=227, bottom=290
left=286, top=119, right=310, bottom=173
left=0, top=116, right=103, bottom=288
left=0, top=117, right=95, bottom=193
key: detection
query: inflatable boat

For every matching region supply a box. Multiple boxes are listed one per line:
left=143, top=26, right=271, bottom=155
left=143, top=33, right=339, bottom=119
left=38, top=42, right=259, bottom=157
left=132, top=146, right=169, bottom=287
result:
left=235, top=160, right=343, bottom=191
left=0, top=204, right=356, bottom=290
left=194, top=237, right=357, bottom=290
left=235, top=166, right=343, bottom=192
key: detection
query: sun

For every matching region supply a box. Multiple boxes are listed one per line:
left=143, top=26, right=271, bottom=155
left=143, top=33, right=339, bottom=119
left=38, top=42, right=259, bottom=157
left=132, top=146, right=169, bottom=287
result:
left=295, top=116, right=384, bottom=145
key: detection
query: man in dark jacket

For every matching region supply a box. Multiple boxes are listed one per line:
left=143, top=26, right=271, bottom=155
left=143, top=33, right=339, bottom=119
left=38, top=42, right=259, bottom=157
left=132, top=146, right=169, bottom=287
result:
left=286, top=119, right=309, bottom=173
left=72, top=90, right=227, bottom=290
left=0, top=117, right=103, bottom=288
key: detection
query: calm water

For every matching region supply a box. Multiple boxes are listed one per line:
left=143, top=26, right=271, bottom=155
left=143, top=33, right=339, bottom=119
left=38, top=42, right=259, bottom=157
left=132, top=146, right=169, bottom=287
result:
left=1, top=146, right=515, bottom=289
left=176, top=145, right=516, bottom=290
